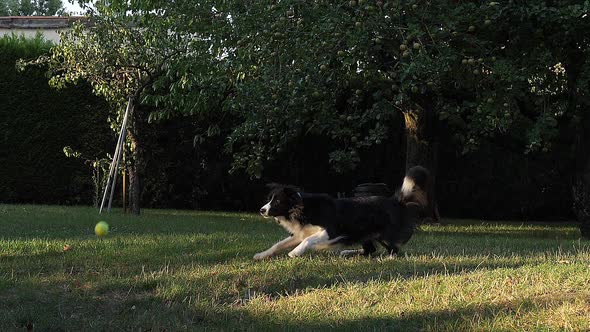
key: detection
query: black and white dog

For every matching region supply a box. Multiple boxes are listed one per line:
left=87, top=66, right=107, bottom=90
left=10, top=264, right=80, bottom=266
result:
left=255, top=166, right=434, bottom=259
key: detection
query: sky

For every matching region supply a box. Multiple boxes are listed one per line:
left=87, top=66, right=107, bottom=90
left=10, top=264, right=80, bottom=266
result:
left=63, top=1, right=85, bottom=15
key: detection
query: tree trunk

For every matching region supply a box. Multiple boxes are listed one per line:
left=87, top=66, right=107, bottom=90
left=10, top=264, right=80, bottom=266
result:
left=563, top=46, right=590, bottom=238
left=403, top=104, right=441, bottom=222
left=126, top=99, right=143, bottom=216
left=573, top=176, right=590, bottom=238
left=404, top=109, right=436, bottom=171
left=128, top=160, right=141, bottom=215
left=573, top=115, right=590, bottom=238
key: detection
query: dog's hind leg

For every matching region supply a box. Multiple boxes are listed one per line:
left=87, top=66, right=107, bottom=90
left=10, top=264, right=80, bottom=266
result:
left=376, top=236, right=402, bottom=256
left=340, top=241, right=377, bottom=257
left=254, top=236, right=301, bottom=260
left=362, top=241, right=377, bottom=255
left=288, top=230, right=344, bottom=257
left=376, top=202, right=422, bottom=257
left=376, top=222, right=409, bottom=256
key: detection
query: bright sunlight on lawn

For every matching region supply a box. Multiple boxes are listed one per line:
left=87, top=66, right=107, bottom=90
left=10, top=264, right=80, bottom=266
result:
left=0, top=204, right=588, bottom=331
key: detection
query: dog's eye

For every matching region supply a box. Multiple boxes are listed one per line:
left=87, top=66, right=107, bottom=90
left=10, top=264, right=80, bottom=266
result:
left=275, top=200, right=281, bottom=204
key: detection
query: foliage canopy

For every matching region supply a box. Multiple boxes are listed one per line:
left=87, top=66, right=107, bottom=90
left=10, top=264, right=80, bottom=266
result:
left=0, top=0, right=63, bottom=16
left=41, top=1, right=590, bottom=178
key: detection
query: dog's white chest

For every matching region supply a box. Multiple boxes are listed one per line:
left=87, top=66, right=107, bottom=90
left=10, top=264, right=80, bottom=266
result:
left=275, top=216, right=323, bottom=240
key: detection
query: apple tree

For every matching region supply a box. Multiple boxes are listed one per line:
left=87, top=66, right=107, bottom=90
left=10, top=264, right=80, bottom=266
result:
left=33, top=0, right=227, bottom=214
left=212, top=1, right=589, bottom=229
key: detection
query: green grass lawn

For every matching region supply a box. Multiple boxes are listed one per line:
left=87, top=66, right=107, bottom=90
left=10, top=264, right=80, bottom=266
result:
left=0, top=204, right=589, bottom=331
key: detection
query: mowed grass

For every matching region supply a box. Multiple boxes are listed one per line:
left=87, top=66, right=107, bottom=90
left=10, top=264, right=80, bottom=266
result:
left=0, top=205, right=589, bottom=331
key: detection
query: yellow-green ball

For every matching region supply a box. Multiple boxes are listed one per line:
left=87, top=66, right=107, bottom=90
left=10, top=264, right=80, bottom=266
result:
left=95, top=221, right=109, bottom=237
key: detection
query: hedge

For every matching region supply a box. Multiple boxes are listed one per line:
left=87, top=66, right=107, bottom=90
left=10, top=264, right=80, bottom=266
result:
left=0, top=34, right=113, bottom=205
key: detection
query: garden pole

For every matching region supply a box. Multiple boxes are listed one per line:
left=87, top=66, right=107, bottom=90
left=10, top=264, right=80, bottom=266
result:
left=107, top=97, right=132, bottom=212
left=99, top=97, right=132, bottom=213
left=122, top=149, right=126, bottom=214
left=99, top=114, right=124, bottom=213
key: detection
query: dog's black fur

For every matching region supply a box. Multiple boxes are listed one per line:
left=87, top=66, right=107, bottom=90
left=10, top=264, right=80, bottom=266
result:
left=257, top=166, right=432, bottom=258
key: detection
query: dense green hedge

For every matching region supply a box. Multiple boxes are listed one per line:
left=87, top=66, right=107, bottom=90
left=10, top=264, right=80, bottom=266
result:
left=0, top=34, right=113, bottom=204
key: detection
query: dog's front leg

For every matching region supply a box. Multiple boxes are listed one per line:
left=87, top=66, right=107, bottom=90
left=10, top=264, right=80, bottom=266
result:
left=288, top=230, right=341, bottom=257
left=254, top=236, right=300, bottom=260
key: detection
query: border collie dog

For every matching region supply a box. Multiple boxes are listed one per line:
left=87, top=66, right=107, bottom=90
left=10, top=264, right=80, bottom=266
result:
left=255, top=166, right=433, bottom=259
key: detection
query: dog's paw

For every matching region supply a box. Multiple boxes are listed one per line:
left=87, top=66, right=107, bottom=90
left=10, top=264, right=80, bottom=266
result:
left=287, top=250, right=302, bottom=257
left=253, top=252, right=271, bottom=260
left=339, top=249, right=364, bottom=257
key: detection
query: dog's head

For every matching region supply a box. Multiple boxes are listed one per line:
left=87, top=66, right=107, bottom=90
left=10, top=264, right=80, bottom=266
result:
left=260, top=183, right=302, bottom=218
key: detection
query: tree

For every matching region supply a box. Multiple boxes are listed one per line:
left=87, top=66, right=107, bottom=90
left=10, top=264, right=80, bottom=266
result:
left=33, top=0, right=224, bottom=214
left=0, top=0, right=64, bottom=16
left=210, top=1, right=589, bottom=227
left=448, top=2, right=590, bottom=236
left=24, top=0, right=246, bottom=214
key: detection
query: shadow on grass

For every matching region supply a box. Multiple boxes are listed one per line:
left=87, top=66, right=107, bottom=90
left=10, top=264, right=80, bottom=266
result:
left=1, top=279, right=582, bottom=331
left=157, top=255, right=534, bottom=307
left=222, top=292, right=582, bottom=331
left=0, top=282, right=208, bottom=331
left=0, top=232, right=263, bottom=275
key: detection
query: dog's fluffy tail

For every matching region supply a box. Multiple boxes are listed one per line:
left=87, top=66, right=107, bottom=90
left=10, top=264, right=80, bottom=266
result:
left=397, top=165, right=440, bottom=222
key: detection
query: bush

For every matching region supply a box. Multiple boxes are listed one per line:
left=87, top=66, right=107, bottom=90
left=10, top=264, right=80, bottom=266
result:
left=0, top=34, right=113, bottom=205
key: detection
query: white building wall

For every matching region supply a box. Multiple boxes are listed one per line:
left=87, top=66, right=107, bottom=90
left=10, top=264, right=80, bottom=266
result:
left=0, top=17, right=83, bottom=43
left=0, top=27, right=66, bottom=43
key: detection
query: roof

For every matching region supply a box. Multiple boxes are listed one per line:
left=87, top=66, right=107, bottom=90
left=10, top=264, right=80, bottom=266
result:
left=0, top=16, right=86, bottom=29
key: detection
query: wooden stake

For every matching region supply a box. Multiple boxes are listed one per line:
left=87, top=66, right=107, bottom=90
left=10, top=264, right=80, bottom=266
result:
left=100, top=97, right=132, bottom=214
left=123, top=149, right=126, bottom=214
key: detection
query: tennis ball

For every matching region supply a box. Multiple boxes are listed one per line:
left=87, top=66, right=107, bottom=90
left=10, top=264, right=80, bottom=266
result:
left=95, top=221, right=109, bottom=237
